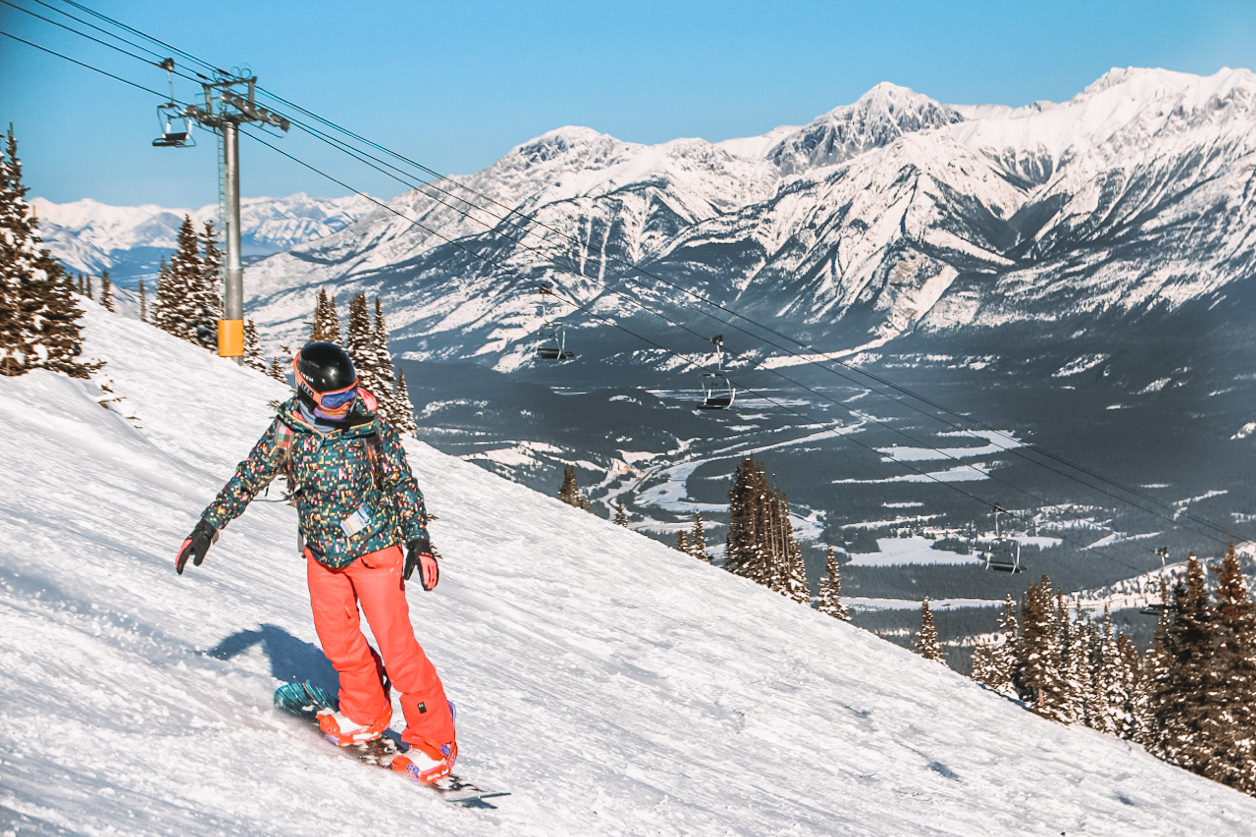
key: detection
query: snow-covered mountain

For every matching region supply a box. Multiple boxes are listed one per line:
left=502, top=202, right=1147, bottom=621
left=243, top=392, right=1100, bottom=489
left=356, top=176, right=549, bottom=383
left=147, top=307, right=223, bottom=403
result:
left=31, top=192, right=376, bottom=286
left=3, top=304, right=1255, bottom=835
left=240, top=67, right=1256, bottom=369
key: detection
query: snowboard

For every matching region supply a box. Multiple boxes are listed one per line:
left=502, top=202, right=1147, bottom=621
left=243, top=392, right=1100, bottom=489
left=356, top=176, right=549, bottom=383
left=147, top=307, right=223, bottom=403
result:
left=273, top=682, right=509, bottom=808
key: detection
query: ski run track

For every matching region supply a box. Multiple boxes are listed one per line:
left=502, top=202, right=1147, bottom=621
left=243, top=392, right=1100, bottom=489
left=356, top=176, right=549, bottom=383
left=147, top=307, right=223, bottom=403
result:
left=2, top=305, right=1255, bottom=836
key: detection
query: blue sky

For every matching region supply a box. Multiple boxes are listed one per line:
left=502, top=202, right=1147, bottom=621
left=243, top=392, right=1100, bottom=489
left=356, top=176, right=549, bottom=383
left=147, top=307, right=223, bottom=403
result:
left=3, top=0, right=1255, bottom=207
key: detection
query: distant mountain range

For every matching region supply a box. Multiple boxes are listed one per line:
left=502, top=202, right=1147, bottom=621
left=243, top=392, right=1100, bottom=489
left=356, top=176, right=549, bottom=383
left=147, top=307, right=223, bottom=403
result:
left=226, top=66, right=1256, bottom=371
left=31, top=193, right=375, bottom=286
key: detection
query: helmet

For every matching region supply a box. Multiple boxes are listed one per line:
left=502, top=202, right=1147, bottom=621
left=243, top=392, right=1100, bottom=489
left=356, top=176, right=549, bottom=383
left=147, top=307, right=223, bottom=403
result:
left=296, top=342, right=356, bottom=392
left=294, top=342, right=358, bottom=418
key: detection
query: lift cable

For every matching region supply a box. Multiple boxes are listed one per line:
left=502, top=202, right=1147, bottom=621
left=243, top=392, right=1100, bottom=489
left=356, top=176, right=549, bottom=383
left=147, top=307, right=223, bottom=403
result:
left=240, top=125, right=1163, bottom=573
left=253, top=109, right=1239, bottom=554
left=42, top=0, right=1240, bottom=547
left=237, top=85, right=1240, bottom=546
left=21, top=0, right=169, bottom=65
left=0, top=28, right=169, bottom=97
left=3, top=19, right=1217, bottom=571
left=52, top=0, right=226, bottom=77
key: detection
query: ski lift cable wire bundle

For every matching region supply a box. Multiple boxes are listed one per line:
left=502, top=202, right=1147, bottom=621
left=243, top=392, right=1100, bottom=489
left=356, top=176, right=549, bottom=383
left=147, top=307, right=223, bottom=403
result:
left=9, top=12, right=1226, bottom=572
left=36, top=0, right=1234, bottom=549
left=29, top=0, right=1240, bottom=551
left=239, top=127, right=1164, bottom=573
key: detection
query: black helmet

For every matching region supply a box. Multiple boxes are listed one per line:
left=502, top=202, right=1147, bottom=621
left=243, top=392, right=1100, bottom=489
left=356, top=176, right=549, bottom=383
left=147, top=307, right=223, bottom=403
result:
left=296, top=342, right=356, bottom=392
left=295, top=342, right=358, bottom=416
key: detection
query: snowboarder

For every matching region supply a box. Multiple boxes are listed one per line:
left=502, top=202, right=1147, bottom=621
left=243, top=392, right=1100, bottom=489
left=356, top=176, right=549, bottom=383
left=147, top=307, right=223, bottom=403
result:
left=175, top=341, right=457, bottom=784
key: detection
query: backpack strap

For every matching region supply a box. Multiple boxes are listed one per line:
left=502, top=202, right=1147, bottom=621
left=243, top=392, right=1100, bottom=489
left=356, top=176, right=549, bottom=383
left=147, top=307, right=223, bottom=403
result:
left=273, top=423, right=299, bottom=496
left=363, top=431, right=384, bottom=491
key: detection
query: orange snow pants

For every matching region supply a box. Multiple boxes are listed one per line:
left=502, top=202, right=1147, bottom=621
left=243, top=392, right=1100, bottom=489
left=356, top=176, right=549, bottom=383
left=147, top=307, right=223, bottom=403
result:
left=305, top=544, right=456, bottom=749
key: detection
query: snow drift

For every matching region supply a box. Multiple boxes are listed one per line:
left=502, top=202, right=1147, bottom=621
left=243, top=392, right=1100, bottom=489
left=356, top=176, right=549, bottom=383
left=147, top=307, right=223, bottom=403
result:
left=2, top=305, right=1255, bottom=835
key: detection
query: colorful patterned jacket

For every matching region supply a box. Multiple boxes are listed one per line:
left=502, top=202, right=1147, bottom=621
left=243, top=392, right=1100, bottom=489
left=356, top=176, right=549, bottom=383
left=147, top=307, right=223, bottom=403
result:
left=201, top=394, right=428, bottom=569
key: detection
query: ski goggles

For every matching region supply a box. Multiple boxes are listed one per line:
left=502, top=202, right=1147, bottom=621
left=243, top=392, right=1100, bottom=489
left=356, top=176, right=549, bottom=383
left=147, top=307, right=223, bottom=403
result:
left=293, top=361, right=359, bottom=414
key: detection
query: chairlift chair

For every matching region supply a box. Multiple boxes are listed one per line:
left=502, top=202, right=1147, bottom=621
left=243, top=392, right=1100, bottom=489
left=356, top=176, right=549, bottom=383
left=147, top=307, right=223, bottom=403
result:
left=1140, top=547, right=1171, bottom=615
left=152, top=102, right=195, bottom=147
left=983, top=505, right=1023, bottom=573
left=533, top=284, right=574, bottom=361
left=535, top=321, right=574, bottom=361
left=151, top=60, right=194, bottom=148
left=697, top=335, right=736, bottom=410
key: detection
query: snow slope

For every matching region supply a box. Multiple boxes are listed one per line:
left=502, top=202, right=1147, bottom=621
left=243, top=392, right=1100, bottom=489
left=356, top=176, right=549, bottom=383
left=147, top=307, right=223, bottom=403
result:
left=2, top=307, right=1255, bottom=836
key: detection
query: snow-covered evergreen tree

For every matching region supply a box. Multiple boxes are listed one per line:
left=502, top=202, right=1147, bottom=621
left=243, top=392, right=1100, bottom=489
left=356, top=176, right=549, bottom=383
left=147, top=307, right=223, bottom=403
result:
left=193, top=221, right=222, bottom=350
left=557, top=465, right=589, bottom=511
left=690, top=512, right=708, bottom=562
left=1155, top=553, right=1214, bottom=769
left=243, top=319, right=267, bottom=373
left=1018, top=576, right=1072, bottom=723
left=676, top=530, right=689, bottom=554
left=345, top=292, right=373, bottom=385
left=99, top=271, right=114, bottom=312
left=1201, top=543, right=1256, bottom=793
left=817, top=546, right=850, bottom=621
left=138, top=277, right=147, bottom=323
left=392, top=368, right=418, bottom=435
left=615, top=501, right=628, bottom=527
left=916, top=598, right=944, bottom=663
left=0, top=126, right=94, bottom=378
left=268, top=356, right=287, bottom=383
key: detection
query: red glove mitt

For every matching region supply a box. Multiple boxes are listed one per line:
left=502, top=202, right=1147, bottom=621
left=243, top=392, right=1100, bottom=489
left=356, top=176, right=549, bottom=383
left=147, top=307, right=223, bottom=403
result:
left=404, top=538, right=439, bottom=591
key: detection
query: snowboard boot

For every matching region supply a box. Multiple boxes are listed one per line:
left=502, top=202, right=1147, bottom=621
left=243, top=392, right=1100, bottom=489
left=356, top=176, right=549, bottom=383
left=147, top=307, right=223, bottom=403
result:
left=318, top=696, right=393, bottom=745
left=391, top=739, right=457, bottom=784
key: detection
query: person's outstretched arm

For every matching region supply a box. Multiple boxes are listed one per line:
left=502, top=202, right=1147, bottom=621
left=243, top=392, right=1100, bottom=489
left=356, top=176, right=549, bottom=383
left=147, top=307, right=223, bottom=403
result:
left=176, top=418, right=285, bottom=574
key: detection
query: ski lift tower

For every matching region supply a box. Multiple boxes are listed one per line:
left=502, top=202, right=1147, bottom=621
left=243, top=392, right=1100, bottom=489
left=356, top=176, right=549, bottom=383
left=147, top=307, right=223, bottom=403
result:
left=155, top=66, right=289, bottom=362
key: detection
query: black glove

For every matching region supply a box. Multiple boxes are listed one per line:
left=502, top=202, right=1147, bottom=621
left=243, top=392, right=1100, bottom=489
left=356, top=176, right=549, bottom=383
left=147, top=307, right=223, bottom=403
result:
left=404, top=536, right=438, bottom=591
left=176, top=519, right=218, bottom=575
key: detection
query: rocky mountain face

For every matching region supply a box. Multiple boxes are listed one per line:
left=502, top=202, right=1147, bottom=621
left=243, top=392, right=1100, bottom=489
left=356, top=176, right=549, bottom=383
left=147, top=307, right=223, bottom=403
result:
left=239, top=67, right=1256, bottom=375
left=32, top=192, right=375, bottom=286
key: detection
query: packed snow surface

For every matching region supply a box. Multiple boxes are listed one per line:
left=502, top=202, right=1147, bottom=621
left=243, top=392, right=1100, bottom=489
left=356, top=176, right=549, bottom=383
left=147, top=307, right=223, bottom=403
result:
left=3, top=306, right=1256, bottom=836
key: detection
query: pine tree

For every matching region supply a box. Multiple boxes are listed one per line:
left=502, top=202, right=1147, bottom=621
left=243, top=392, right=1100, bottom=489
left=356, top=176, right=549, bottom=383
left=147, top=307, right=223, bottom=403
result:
left=99, top=271, right=114, bottom=312
left=1138, top=577, right=1175, bottom=752
left=676, top=530, right=689, bottom=554
left=1155, top=553, right=1215, bottom=770
left=190, top=219, right=221, bottom=349
left=243, top=319, right=267, bottom=373
left=152, top=257, right=173, bottom=333
left=0, top=125, right=94, bottom=378
left=817, top=546, right=850, bottom=621
left=558, top=465, right=587, bottom=510
left=268, top=356, right=287, bottom=382
left=1202, top=543, right=1256, bottom=793
left=779, top=492, right=809, bottom=604
left=153, top=218, right=204, bottom=344
left=310, top=285, right=339, bottom=341
left=1114, top=631, right=1143, bottom=741
left=690, top=512, right=708, bottom=561
left=725, top=456, right=763, bottom=581
left=324, top=292, right=340, bottom=344
left=973, top=595, right=1019, bottom=695
left=1055, top=592, right=1083, bottom=724
left=371, top=297, right=398, bottom=423
left=138, top=276, right=147, bottom=322
left=917, top=598, right=944, bottom=663
left=85, top=274, right=93, bottom=300
left=309, top=288, right=326, bottom=341
left=345, top=292, right=373, bottom=386
left=1018, top=575, right=1072, bottom=723
left=392, top=368, right=418, bottom=435
left=615, top=501, right=628, bottom=527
